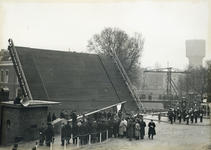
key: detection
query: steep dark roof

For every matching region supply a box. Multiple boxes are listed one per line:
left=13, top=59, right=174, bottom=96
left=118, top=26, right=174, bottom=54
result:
left=15, top=46, right=138, bottom=114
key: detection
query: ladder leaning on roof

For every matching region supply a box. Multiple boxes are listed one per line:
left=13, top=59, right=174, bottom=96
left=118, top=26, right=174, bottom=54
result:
left=8, top=39, right=33, bottom=100
left=110, top=49, right=144, bottom=111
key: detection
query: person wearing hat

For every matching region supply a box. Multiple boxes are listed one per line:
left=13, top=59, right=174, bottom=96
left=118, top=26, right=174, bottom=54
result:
left=12, top=144, right=18, bottom=150
left=45, top=123, right=54, bottom=146
left=127, top=119, right=133, bottom=141
left=78, top=120, right=87, bottom=145
left=135, top=120, right=140, bottom=140
left=61, top=123, right=67, bottom=146
left=148, top=120, right=156, bottom=139
left=47, top=112, right=52, bottom=123
left=65, top=121, right=72, bottom=144
left=139, top=119, right=146, bottom=139
left=90, top=120, right=98, bottom=143
left=118, top=119, right=124, bottom=138
left=38, top=123, right=46, bottom=146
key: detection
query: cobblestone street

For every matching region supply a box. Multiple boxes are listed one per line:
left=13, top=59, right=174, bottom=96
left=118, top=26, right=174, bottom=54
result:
left=1, top=117, right=210, bottom=150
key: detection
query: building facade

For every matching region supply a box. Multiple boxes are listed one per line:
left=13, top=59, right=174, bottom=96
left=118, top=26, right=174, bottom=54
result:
left=0, top=50, right=21, bottom=100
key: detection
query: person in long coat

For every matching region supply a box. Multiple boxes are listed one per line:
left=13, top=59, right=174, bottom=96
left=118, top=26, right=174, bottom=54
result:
left=194, top=110, right=198, bottom=123
left=97, top=120, right=103, bottom=142
left=102, top=120, right=108, bottom=141
left=178, top=112, right=182, bottom=123
left=72, top=123, right=78, bottom=144
left=190, top=113, right=194, bottom=123
left=134, top=121, right=140, bottom=140
left=108, top=118, right=114, bottom=138
left=148, top=120, right=156, bottom=139
left=47, top=112, right=52, bottom=123
left=186, top=113, right=190, bottom=125
left=139, top=119, right=146, bottom=139
left=45, top=123, right=55, bottom=146
left=127, top=119, right=134, bottom=141
left=90, top=121, right=98, bottom=143
left=38, top=123, right=46, bottom=146
left=118, top=119, right=124, bottom=138
left=61, top=123, right=66, bottom=146
left=65, top=121, right=72, bottom=144
left=123, top=118, right=127, bottom=137
left=113, top=119, right=118, bottom=138
left=78, top=121, right=87, bottom=145
left=52, top=113, right=57, bottom=121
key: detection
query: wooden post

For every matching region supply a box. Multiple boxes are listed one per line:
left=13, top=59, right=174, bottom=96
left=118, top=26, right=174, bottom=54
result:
left=50, top=142, right=53, bottom=150
left=77, top=136, right=79, bottom=148
left=88, top=134, right=91, bottom=145
left=36, top=142, right=38, bottom=150
left=106, top=130, right=108, bottom=140
left=100, top=132, right=102, bottom=143
left=64, top=139, right=66, bottom=150
left=70, top=134, right=73, bottom=144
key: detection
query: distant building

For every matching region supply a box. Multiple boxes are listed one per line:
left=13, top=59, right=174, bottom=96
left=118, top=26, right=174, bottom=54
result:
left=0, top=49, right=21, bottom=100
left=137, top=68, right=184, bottom=100
left=186, top=39, right=206, bottom=67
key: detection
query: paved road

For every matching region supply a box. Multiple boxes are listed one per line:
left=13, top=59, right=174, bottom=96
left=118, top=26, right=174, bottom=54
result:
left=1, top=119, right=210, bottom=150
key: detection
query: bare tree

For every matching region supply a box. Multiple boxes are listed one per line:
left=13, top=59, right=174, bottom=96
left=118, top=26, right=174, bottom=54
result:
left=177, top=63, right=209, bottom=100
left=206, top=60, right=211, bottom=102
left=87, top=27, right=144, bottom=85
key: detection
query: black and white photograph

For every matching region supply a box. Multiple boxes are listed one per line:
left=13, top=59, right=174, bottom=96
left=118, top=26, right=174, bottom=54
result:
left=0, top=0, right=211, bottom=150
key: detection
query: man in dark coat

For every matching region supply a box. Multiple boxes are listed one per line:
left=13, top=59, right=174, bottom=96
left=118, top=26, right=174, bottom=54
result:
left=148, top=120, right=156, bottom=139
left=52, top=113, right=57, bottom=121
left=102, top=120, right=108, bottom=141
left=183, top=109, right=186, bottom=122
left=178, top=112, right=181, bottom=123
left=108, top=118, right=114, bottom=138
left=97, top=120, right=103, bottom=142
left=72, top=123, right=78, bottom=144
left=47, top=112, right=51, bottom=123
left=65, top=121, right=72, bottom=144
left=170, top=111, right=173, bottom=124
left=127, top=119, right=134, bottom=141
left=139, top=119, right=146, bottom=139
left=78, top=121, right=87, bottom=145
left=45, top=123, right=54, bottom=146
left=186, top=113, right=190, bottom=125
left=113, top=119, right=118, bottom=138
left=90, top=121, right=98, bottom=143
left=200, top=110, right=203, bottom=122
left=190, top=112, right=194, bottom=123
left=107, top=111, right=112, bottom=119
left=38, top=123, right=45, bottom=146
left=194, top=109, right=198, bottom=123
left=71, top=110, right=77, bottom=126
left=61, top=123, right=66, bottom=146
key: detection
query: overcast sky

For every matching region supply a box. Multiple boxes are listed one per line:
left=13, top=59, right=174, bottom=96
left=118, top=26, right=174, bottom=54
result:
left=1, top=0, right=210, bottom=69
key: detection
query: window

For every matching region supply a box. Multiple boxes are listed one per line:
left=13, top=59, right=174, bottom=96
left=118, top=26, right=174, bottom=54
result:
left=1, top=70, right=4, bottom=83
left=5, top=70, right=9, bottom=83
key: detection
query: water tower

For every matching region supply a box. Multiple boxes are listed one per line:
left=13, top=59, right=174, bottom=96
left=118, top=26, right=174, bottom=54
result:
left=186, top=39, right=206, bottom=67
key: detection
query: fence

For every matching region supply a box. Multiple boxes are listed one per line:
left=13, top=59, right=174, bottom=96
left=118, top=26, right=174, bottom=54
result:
left=33, top=130, right=109, bottom=150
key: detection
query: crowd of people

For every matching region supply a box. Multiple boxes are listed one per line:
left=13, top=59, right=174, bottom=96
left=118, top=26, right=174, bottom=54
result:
left=41, top=109, right=156, bottom=147
left=167, top=107, right=204, bottom=124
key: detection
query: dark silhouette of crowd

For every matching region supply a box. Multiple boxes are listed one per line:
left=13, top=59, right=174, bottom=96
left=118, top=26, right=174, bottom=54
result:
left=43, top=109, right=156, bottom=147
left=167, top=107, right=204, bottom=125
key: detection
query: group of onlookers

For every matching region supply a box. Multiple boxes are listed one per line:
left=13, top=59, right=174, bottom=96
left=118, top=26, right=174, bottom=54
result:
left=167, top=108, right=204, bottom=124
